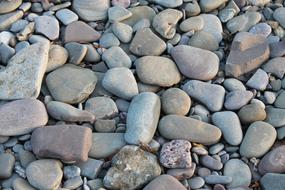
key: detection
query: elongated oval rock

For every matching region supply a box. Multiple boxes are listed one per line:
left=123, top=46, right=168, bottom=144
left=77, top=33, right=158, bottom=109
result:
left=158, top=115, right=221, bottom=145
left=240, top=121, right=276, bottom=158
left=31, top=125, right=92, bottom=162
left=258, top=145, right=285, bottom=175
left=171, top=45, right=219, bottom=81
left=0, top=99, right=48, bottom=136
left=182, top=80, right=225, bottom=112
left=212, top=111, right=243, bottom=146
left=46, top=101, right=95, bottom=122
left=135, top=56, right=181, bottom=87
left=125, top=92, right=161, bottom=145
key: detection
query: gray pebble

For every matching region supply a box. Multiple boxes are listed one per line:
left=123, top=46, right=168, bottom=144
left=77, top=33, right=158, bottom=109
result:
left=209, top=143, right=224, bottom=155
left=188, top=176, right=205, bottom=189
left=64, top=166, right=81, bottom=179
left=201, top=155, right=223, bottom=170
left=99, top=33, right=120, bottom=48
left=204, top=175, right=232, bottom=184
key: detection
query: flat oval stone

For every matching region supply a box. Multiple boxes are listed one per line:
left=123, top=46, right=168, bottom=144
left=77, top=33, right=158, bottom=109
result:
left=46, top=45, right=68, bottom=72
left=273, top=7, right=285, bottom=28
left=135, top=56, right=181, bottom=87
left=151, top=0, right=183, bottom=8
left=0, top=153, right=15, bottom=178
left=180, top=16, right=204, bottom=32
left=265, top=107, right=285, bottom=127
left=204, top=175, right=232, bottom=184
left=0, top=99, right=48, bottom=136
left=102, top=67, right=138, bottom=100
left=238, top=103, right=266, bottom=124
left=125, top=92, right=161, bottom=145
left=171, top=45, right=219, bottom=80
left=0, top=0, right=22, bottom=14
left=224, top=90, right=253, bottom=110
left=158, top=115, right=221, bottom=145
left=223, top=159, right=251, bottom=188
left=143, top=175, right=186, bottom=190
left=85, top=97, right=118, bottom=119
left=26, top=159, right=63, bottom=190
left=35, top=16, right=59, bottom=40
left=129, top=28, right=166, bottom=56
left=263, top=57, right=285, bottom=79
left=200, top=155, right=223, bottom=170
left=102, top=46, right=132, bottom=68
left=212, top=111, right=243, bottom=146
left=31, top=125, right=92, bottom=162
left=200, top=14, right=223, bottom=43
left=260, top=173, right=285, bottom=190
left=112, top=22, right=133, bottom=43
left=227, top=12, right=261, bottom=33
left=200, top=0, right=227, bottom=12
left=188, top=31, right=219, bottom=51
left=182, top=80, right=225, bottom=112
left=46, top=64, right=97, bottom=104
left=258, top=145, right=285, bottom=175
left=55, top=9, right=79, bottom=25
left=240, top=121, right=276, bottom=158
left=223, top=78, right=246, bottom=91
left=122, top=6, right=156, bottom=26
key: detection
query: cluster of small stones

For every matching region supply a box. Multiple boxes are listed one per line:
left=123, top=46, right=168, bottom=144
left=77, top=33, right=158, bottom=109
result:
left=2, top=0, right=285, bottom=190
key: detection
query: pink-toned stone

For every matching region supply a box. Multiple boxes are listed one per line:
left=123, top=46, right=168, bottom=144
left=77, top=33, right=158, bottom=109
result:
left=143, top=175, right=187, bottom=190
left=31, top=125, right=92, bottom=162
left=112, top=0, right=130, bottom=8
left=160, top=140, right=192, bottom=169
left=64, top=21, right=101, bottom=43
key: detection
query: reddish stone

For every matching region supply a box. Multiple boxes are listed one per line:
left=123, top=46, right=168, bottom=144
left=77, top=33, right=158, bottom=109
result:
left=31, top=125, right=92, bottom=162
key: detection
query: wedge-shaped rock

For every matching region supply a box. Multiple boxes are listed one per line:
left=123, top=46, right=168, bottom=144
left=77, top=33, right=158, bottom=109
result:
left=263, top=57, right=285, bottom=79
left=225, top=32, right=269, bottom=77
left=158, top=115, right=222, bottom=145
left=0, top=42, right=49, bottom=99
left=31, top=125, right=92, bottom=162
left=0, top=99, right=48, bottom=136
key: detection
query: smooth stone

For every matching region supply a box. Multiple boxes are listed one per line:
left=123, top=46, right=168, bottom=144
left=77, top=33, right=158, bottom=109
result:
left=224, top=90, right=253, bottom=110
left=15, top=41, right=29, bottom=52
left=0, top=0, right=22, bottom=14
left=260, top=173, right=285, bottom=190
left=188, top=176, right=205, bottom=189
left=227, top=12, right=261, bottom=33
left=26, top=159, right=63, bottom=190
left=223, top=78, right=246, bottom=91
left=135, top=56, right=181, bottom=87
left=159, top=115, right=221, bottom=145
left=218, top=0, right=240, bottom=23
left=102, top=46, right=131, bottom=68
left=264, top=91, right=276, bottom=104
left=182, top=80, right=225, bottom=112
left=0, top=153, right=15, bottom=179
left=63, top=166, right=81, bottom=179
left=212, top=111, right=243, bottom=146
left=184, top=0, right=201, bottom=17
left=225, top=32, right=270, bottom=77
left=84, top=44, right=100, bottom=63
left=102, top=67, right=138, bottom=100
left=161, top=88, right=191, bottom=115
left=108, top=5, right=132, bottom=23
left=152, top=9, right=182, bottom=39
left=1, top=173, right=20, bottom=188
left=238, top=103, right=266, bottom=124
left=46, top=64, right=97, bottom=104
left=63, top=176, right=83, bottom=189
left=116, top=99, right=130, bottom=112
left=137, top=82, right=160, bottom=93
left=171, top=45, right=219, bottom=80
left=0, top=11, right=24, bottom=31
left=274, top=91, right=285, bottom=108
left=204, top=175, right=232, bottom=184
left=223, top=159, right=251, bottom=188
left=258, top=145, right=285, bottom=175
left=85, top=97, right=118, bottom=119
left=73, top=0, right=110, bottom=21
left=200, top=0, right=227, bottom=12
left=249, top=23, right=272, bottom=37
left=55, top=9, right=78, bottom=25
left=0, top=43, right=15, bottom=65
left=35, top=16, right=59, bottom=40
left=76, top=158, right=104, bottom=179
left=180, top=16, right=204, bottom=32
left=0, top=42, right=49, bottom=99
left=167, top=163, right=196, bottom=179
left=122, top=6, right=156, bottom=26
left=104, top=145, right=161, bottom=190
left=160, top=140, right=192, bottom=168
left=188, top=31, right=219, bottom=51
left=273, top=7, right=285, bottom=28
left=94, top=119, right=116, bottom=132
left=200, top=14, right=223, bottom=43
left=92, top=72, right=113, bottom=96
left=99, top=32, right=120, bottom=48
left=0, top=99, right=48, bottom=136
left=200, top=155, right=223, bottom=170
left=125, top=92, right=161, bottom=145
left=65, top=42, right=87, bottom=65
left=246, top=69, right=268, bottom=90
left=31, top=125, right=92, bottom=162
left=263, top=57, right=285, bottom=79
left=150, top=0, right=183, bottom=8
left=240, top=121, right=276, bottom=158
left=248, top=0, right=270, bottom=6
left=87, top=179, right=104, bottom=190
left=10, top=19, right=28, bottom=33
left=111, top=0, right=130, bottom=7
left=209, top=143, right=224, bottom=155
left=89, top=133, right=126, bottom=159
left=112, top=22, right=133, bottom=43
left=46, top=101, right=95, bottom=122
left=64, top=21, right=101, bottom=43
left=129, top=28, right=166, bottom=56
left=143, top=175, right=186, bottom=190
left=46, top=45, right=68, bottom=72
left=19, top=150, right=36, bottom=168
left=12, top=178, right=36, bottom=190
left=0, top=31, right=14, bottom=45
left=265, top=107, right=285, bottom=127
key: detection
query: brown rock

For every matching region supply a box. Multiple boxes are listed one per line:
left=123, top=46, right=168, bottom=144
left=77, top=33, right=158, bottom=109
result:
left=31, top=125, right=92, bottom=162
left=143, top=175, right=187, bottom=190
left=64, top=21, right=101, bottom=43
left=225, top=32, right=270, bottom=77
left=238, top=103, right=266, bottom=124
